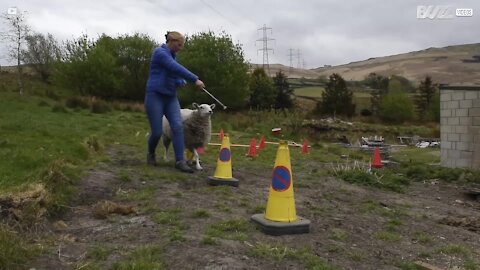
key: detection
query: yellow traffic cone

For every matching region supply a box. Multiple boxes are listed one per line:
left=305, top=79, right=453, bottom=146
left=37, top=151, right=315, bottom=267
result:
left=207, top=135, right=239, bottom=187
left=251, top=141, right=310, bottom=235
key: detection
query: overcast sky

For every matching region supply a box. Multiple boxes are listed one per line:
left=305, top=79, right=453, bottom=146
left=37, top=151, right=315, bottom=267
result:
left=0, top=0, right=479, bottom=68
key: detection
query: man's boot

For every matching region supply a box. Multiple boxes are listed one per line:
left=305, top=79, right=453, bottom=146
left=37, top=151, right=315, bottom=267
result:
left=147, top=153, right=157, bottom=166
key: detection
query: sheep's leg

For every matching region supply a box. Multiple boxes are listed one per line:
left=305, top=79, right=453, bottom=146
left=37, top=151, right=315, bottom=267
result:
left=186, top=148, right=195, bottom=166
left=162, top=136, right=171, bottom=161
left=193, top=148, right=203, bottom=171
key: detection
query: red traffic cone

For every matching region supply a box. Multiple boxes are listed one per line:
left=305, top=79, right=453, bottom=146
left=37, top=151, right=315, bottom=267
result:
left=258, top=135, right=265, bottom=150
left=196, top=146, right=205, bottom=154
left=371, top=147, right=383, bottom=168
left=247, top=138, right=257, bottom=157
left=302, top=139, right=309, bottom=154
left=219, top=128, right=224, bottom=141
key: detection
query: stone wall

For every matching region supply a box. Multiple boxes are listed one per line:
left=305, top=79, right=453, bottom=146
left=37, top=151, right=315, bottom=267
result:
left=440, top=86, right=480, bottom=169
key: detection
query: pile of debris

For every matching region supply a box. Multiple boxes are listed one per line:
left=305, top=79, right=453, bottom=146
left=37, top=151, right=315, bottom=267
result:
left=397, top=135, right=440, bottom=148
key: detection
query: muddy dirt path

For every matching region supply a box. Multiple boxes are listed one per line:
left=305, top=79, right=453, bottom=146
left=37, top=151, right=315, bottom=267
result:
left=30, top=145, right=480, bottom=270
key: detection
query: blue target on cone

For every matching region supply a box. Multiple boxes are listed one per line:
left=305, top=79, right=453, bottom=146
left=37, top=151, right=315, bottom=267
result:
left=271, top=166, right=291, bottom=192
left=219, top=148, right=231, bottom=162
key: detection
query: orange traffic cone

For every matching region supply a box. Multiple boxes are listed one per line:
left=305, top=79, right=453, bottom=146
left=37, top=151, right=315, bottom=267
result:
left=302, top=139, right=309, bottom=154
left=371, top=147, right=383, bottom=168
left=251, top=141, right=310, bottom=235
left=258, top=135, right=266, bottom=150
left=247, top=138, right=257, bottom=157
left=219, top=128, right=224, bottom=141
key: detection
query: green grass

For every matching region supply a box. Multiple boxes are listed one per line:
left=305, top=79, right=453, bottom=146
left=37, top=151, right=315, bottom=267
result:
left=391, top=147, right=440, bottom=165
left=413, top=231, right=433, bottom=244
left=375, top=230, right=402, bottom=242
left=121, top=186, right=156, bottom=202
left=386, top=219, right=403, bottom=232
left=0, top=224, right=43, bottom=269
left=250, top=243, right=338, bottom=270
left=201, top=236, right=218, bottom=245
left=167, top=228, right=186, bottom=242
left=335, top=169, right=410, bottom=193
left=192, top=209, right=210, bottom=218
left=153, top=209, right=182, bottom=226
left=205, top=219, right=254, bottom=241
left=437, top=244, right=471, bottom=256
left=112, top=245, right=164, bottom=270
left=0, top=89, right=148, bottom=195
left=329, top=228, right=348, bottom=241
left=87, top=244, right=111, bottom=261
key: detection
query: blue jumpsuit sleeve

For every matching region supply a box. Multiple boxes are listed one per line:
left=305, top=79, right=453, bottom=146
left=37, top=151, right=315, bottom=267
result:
left=157, top=50, right=199, bottom=82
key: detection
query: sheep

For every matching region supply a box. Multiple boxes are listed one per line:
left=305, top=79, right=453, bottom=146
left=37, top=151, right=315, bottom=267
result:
left=162, top=103, right=215, bottom=170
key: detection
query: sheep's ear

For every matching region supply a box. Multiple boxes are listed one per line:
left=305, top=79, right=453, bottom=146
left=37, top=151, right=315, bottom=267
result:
left=192, top=103, right=199, bottom=109
left=210, top=104, right=216, bottom=110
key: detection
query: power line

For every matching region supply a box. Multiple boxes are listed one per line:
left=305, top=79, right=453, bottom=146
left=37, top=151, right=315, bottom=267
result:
left=199, top=0, right=237, bottom=26
left=256, top=24, right=275, bottom=72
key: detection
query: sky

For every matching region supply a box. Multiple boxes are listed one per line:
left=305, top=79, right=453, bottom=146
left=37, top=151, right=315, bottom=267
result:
left=0, top=0, right=479, bottom=69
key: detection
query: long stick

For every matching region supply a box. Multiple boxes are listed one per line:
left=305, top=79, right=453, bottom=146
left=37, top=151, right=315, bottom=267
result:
left=202, top=88, right=227, bottom=110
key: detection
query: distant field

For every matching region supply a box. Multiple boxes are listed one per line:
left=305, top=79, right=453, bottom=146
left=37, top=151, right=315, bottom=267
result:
left=294, top=86, right=325, bottom=98
left=293, top=87, right=372, bottom=113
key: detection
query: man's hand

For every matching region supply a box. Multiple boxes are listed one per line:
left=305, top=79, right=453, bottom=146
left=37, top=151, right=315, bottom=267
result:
left=195, top=79, right=205, bottom=89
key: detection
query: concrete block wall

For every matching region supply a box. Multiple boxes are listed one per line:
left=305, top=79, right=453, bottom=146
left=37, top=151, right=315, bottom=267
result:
left=440, top=86, right=480, bottom=169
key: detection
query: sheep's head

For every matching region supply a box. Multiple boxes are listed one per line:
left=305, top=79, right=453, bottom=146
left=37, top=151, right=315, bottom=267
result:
left=193, top=103, right=215, bottom=117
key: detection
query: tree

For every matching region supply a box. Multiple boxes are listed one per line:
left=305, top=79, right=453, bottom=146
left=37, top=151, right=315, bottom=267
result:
left=249, top=68, right=276, bottom=109
left=378, top=89, right=415, bottom=123
left=54, top=33, right=155, bottom=100
left=390, top=75, right=415, bottom=92
left=427, top=92, right=440, bottom=122
left=1, top=9, right=30, bottom=95
left=365, top=73, right=389, bottom=115
left=273, top=71, right=293, bottom=110
left=319, top=73, right=355, bottom=117
left=177, top=31, right=250, bottom=110
left=22, top=33, right=60, bottom=83
left=113, top=33, right=157, bottom=100
left=53, top=34, right=96, bottom=95
left=416, top=76, right=438, bottom=120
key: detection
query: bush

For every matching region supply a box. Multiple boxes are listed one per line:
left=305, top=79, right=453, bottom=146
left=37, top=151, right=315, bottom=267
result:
left=37, top=100, right=50, bottom=107
left=65, top=96, right=90, bottom=109
left=90, top=99, right=112, bottom=114
left=434, top=167, right=464, bottom=182
left=403, top=164, right=431, bottom=181
left=51, top=103, right=68, bottom=113
left=337, top=169, right=410, bottom=193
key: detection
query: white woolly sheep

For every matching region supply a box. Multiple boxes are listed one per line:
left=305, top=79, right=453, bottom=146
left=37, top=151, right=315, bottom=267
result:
left=162, top=103, right=215, bottom=170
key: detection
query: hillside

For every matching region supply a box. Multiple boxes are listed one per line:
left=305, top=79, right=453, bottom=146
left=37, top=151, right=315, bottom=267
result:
left=250, top=63, right=320, bottom=79
left=313, top=43, right=480, bottom=85
left=251, top=43, right=480, bottom=85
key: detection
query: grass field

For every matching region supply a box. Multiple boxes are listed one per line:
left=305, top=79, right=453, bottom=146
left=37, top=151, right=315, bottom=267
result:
left=1, top=73, right=480, bottom=270
left=0, top=90, right=148, bottom=191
